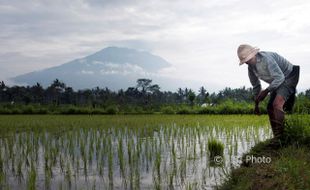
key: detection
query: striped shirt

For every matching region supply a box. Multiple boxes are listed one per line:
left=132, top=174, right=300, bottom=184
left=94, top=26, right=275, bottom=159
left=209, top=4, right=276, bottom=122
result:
left=248, top=51, right=293, bottom=96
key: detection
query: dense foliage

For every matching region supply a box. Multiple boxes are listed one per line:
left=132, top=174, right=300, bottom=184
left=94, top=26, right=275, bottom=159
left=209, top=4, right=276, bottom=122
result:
left=0, top=79, right=309, bottom=114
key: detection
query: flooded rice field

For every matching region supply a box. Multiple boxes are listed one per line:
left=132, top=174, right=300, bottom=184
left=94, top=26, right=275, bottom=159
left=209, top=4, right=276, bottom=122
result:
left=0, top=115, right=271, bottom=190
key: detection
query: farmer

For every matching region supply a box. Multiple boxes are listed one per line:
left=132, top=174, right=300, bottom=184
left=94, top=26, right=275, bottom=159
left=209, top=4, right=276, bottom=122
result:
left=237, top=44, right=300, bottom=146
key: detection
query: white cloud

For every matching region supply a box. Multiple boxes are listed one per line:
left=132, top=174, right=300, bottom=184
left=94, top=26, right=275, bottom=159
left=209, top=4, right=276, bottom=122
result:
left=99, top=62, right=151, bottom=76
left=80, top=70, right=94, bottom=75
left=1, top=0, right=310, bottom=92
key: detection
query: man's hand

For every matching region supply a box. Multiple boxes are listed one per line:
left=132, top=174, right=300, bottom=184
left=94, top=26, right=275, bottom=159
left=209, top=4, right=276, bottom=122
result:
left=255, top=89, right=270, bottom=103
left=254, top=103, right=260, bottom=115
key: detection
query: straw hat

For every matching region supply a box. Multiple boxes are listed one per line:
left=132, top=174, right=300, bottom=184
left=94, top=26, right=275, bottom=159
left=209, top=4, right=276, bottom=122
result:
left=237, top=44, right=260, bottom=65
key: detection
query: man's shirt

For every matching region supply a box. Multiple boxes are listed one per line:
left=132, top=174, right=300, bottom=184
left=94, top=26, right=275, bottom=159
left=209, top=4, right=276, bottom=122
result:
left=248, top=51, right=293, bottom=96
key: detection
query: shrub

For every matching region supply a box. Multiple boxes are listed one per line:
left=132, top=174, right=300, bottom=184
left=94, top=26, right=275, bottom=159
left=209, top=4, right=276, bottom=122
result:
left=177, top=106, right=192, bottom=114
left=198, top=107, right=213, bottom=114
left=22, top=105, right=35, bottom=114
left=37, top=108, right=48, bottom=114
left=0, top=107, right=12, bottom=114
left=134, top=107, right=144, bottom=114
left=11, top=108, right=22, bottom=114
left=60, top=106, right=78, bottom=114
left=59, top=106, right=91, bottom=114
left=91, top=109, right=105, bottom=114
left=106, top=106, right=118, bottom=115
left=283, top=114, right=310, bottom=145
left=161, top=106, right=175, bottom=114
left=75, top=108, right=91, bottom=114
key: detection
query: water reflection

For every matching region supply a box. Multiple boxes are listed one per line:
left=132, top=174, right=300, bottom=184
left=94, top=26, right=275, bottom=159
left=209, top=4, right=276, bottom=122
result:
left=0, top=124, right=271, bottom=190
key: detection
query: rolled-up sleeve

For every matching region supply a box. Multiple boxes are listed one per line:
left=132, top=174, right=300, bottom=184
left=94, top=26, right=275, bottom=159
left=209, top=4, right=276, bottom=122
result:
left=248, top=66, right=261, bottom=97
left=267, top=59, right=285, bottom=91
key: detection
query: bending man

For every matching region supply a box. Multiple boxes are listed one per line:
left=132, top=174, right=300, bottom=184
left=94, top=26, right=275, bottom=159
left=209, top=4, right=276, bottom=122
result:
left=237, top=44, right=300, bottom=146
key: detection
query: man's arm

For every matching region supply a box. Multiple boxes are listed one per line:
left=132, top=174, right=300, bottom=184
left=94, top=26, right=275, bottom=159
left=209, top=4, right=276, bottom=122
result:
left=248, top=66, right=261, bottom=98
left=248, top=66, right=262, bottom=115
left=256, top=58, right=285, bottom=103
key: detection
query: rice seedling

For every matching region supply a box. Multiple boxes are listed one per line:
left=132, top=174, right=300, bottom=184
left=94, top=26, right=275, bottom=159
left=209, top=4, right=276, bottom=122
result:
left=59, top=154, right=64, bottom=173
left=80, top=140, right=88, bottom=178
left=65, top=160, right=72, bottom=189
left=208, top=139, right=224, bottom=158
left=92, top=179, right=96, bottom=190
left=98, top=148, right=104, bottom=178
left=208, top=139, right=224, bottom=167
left=179, top=157, right=187, bottom=185
left=44, top=166, right=51, bottom=190
left=117, top=136, right=126, bottom=187
left=153, top=151, right=162, bottom=190
left=0, top=114, right=272, bottom=189
left=16, top=158, right=23, bottom=180
left=134, top=150, right=141, bottom=190
left=108, top=136, right=114, bottom=190
left=27, top=163, right=37, bottom=190
left=0, top=150, right=4, bottom=186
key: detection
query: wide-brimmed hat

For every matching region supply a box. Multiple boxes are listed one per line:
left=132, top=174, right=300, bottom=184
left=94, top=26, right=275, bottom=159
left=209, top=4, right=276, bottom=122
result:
left=237, top=44, right=260, bottom=65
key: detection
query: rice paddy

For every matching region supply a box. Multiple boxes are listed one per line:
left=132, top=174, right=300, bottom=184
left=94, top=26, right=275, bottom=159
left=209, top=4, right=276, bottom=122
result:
left=0, top=115, right=271, bottom=190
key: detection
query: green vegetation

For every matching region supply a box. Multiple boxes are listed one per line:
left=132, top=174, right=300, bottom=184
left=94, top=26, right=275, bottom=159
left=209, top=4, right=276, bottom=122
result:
left=208, top=139, right=224, bottom=158
left=0, top=115, right=270, bottom=189
left=0, top=79, right=272, bottom=115
left=0, top=100, right=266, bottom=115
left=2, top=78, right=310, bottom=115
left=283, top=114, right=310, bottom=145
left=219, top=114, right=310, bottom=190
left=1, top=113, right=308, bottom=189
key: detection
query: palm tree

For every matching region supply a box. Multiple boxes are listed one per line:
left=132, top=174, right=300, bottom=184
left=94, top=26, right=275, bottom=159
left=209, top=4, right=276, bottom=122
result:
left=198, top=86, right=206, bottom=105
left=31, top=83, right=44, bottom=104
left=188, top=89, right=196, bottom=107
left=46, top=79, right=66, bottom=105
left=177, top=88, right=184, bottom=104
left=0, top=81, right=7, bottom=102
left=136, top=79, right=152, bottom=94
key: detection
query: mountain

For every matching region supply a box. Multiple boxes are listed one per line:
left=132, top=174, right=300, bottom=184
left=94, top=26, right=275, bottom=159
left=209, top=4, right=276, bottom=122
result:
left=12, top=47, right=196, bottom=91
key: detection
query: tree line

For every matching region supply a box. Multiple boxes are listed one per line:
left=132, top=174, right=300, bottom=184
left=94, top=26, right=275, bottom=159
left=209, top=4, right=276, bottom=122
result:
left=1, top=79, right=310, bottom=114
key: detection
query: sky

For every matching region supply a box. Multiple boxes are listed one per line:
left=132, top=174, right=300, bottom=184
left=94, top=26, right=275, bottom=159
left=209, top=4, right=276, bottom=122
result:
left=1, top=0, right=310, bottom=93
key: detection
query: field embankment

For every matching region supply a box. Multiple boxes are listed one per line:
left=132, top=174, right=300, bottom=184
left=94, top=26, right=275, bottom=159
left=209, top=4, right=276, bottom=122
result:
left=219, top=114, right=310, bottom=190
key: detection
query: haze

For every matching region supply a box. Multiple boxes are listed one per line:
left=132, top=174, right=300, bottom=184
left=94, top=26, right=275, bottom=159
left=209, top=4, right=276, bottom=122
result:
left=1, top=0, right=310, bottom=92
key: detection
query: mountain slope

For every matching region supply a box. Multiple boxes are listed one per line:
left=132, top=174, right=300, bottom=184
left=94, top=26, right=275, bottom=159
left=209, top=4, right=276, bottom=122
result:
left=12, top=47, right=177, bottom=90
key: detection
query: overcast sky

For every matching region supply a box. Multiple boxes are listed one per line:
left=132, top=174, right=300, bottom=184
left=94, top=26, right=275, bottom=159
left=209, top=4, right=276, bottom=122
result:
left=1, top=0, right=310, bottom=92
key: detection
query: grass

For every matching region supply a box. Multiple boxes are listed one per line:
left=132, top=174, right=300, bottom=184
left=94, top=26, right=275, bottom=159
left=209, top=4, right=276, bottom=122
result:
left=220, top=144, right=310, bottom=190
left=0, top=101, right=265, bottom=115
left=282, top=114, right=310, bottom=145
left=219, top=114, right=310, bottom=190
left=0, top=114, right=269, bottom=134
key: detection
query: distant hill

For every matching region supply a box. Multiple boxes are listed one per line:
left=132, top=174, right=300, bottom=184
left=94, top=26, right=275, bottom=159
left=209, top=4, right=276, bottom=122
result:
left=12, top=47, right=192, bottom=91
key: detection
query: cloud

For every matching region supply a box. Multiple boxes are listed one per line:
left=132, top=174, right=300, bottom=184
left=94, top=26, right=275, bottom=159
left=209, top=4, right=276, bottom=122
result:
left=99, top=62, right=151, bottom=76
left=1, top=0, right=310, bottom=92
left=80, top=70, right=94, bottom=75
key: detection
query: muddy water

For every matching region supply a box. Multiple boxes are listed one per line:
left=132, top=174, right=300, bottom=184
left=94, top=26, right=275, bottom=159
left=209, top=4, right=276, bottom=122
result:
left=0, top=125, right=272, bottom=190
